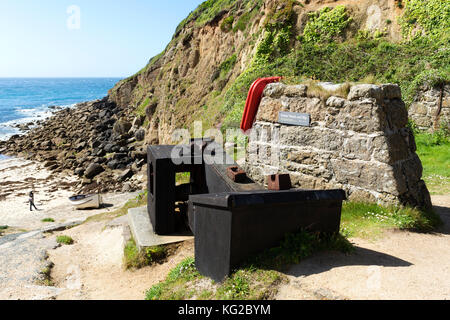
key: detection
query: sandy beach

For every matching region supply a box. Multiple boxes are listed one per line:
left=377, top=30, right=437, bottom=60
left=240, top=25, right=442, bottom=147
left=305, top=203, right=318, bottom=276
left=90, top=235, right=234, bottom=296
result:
left=0, top=156, right=137, bottom=231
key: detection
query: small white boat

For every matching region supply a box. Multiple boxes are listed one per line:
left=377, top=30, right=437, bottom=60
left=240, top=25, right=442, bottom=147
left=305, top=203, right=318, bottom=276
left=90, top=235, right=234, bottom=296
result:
left=69, top=194, right=102, bottom=209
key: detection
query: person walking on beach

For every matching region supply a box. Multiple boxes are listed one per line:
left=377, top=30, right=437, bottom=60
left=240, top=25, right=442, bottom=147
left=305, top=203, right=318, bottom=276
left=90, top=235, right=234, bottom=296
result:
left=29, top=191, right=39, bottom=211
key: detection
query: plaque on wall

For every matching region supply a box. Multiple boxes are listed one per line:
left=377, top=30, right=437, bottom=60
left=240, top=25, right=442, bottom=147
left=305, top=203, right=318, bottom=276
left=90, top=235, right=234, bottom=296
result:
left=278, top=112, right=311, bottom=127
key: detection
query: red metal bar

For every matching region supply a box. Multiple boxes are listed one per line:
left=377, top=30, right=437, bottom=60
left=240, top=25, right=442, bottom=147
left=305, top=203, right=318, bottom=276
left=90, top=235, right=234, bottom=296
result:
left=240, top=77, right=282, bottom=132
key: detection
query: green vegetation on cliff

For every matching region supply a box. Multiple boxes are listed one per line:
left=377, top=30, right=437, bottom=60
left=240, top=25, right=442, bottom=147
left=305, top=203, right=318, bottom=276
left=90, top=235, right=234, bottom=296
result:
left=176, top=0, right=264, bottom=35
left=220, top=1, right=449, bottom=128
left=111, top=0, right=449, bottom=141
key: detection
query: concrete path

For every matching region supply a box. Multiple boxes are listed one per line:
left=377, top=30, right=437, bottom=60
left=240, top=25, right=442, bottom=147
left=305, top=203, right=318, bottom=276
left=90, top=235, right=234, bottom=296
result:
left=0, top=192, right=139, bottom=300
left=0, top=228, right=62, bottom=300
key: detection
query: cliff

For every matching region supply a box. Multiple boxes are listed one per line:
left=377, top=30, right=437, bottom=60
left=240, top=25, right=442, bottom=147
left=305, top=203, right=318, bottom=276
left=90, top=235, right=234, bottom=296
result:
left=108, top=0, right=449, bottom=144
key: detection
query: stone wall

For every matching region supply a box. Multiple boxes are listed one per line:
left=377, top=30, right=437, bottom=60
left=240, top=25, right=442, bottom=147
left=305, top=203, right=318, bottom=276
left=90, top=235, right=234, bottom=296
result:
left=245, top=82, right=432, bottom=209
left=409, top=84, right=450, bottom=132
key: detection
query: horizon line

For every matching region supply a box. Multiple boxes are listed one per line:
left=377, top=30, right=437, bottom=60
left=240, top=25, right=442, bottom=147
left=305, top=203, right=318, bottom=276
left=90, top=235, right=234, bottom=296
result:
left=0, top=76, right=126, bottom=79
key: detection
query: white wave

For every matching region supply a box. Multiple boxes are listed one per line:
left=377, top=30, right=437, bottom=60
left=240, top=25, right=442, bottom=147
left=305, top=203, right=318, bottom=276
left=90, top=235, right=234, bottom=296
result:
left=0, top=103, right=76, bottom=141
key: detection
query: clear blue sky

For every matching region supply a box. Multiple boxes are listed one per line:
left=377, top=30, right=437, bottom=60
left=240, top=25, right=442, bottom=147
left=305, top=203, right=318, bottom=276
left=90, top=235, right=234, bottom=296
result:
left=0, top=0, right=204, bottom=78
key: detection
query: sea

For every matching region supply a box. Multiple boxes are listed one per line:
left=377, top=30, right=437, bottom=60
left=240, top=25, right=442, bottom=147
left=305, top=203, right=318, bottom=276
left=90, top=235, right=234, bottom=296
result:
left=0, top=78, right=122, bottom=144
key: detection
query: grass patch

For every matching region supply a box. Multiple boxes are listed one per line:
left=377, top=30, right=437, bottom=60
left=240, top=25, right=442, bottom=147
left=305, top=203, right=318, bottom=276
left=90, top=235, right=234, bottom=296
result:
left=176, top=172, right=191, bottom=185
left=415, top=131, right=450, bottom=195
left=305, top=80, right=351, bottom=100
left=175, top=0, right=264, bottom=33
left=41, top=218, right=55, bottom=223
left=0, top=225, right=8, bottom=236
left=136, top=97, right=150, bottom=117
left=56, top=235, right=74, bottom=245
left=220, top=15, right=234, bottom=32
left=302, top=5, right=352, bottom=43
left=124, top=238, right=168, bottom=270
left=145, top=230, right=353, bottom=300
left=36, top=263, right=54, bottom=287
left=340, top=201, right=442, bottom=239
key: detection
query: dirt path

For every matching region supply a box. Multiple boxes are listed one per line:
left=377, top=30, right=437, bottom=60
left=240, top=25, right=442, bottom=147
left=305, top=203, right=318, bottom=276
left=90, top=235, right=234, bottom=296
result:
left=276, top=195, right=450, bottom=300
left=48, top=218, right=194, bottom=300
left=4, top=193, right=448, bottom=300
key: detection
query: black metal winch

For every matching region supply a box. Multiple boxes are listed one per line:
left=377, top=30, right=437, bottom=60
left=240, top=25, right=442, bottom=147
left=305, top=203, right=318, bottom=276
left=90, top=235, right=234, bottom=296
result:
left=147, top=138, right=346, bottom=281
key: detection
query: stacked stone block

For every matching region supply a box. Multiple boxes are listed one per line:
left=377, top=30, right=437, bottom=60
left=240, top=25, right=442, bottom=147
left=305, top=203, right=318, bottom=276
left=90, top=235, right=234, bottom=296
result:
left=409, top=84, right=450, bottom=132
left=245, top=82, right=432, bottom=209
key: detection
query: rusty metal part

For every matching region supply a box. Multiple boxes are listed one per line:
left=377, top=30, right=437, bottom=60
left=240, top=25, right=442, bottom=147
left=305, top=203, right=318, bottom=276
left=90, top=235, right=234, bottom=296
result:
left=226, top=166, right=247, bottom=183
left=267, top=174, right=292, bottom=191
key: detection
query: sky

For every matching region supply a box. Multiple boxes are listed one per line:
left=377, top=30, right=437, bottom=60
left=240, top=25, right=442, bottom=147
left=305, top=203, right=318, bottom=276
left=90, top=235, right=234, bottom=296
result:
left=0, top=0, right=204, bottom=78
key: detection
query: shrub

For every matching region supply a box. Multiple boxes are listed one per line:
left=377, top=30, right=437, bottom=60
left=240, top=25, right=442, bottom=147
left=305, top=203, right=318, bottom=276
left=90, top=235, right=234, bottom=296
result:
left=124, top=239, right=167, bottom=269
left=57, top=235, right=74, bottom=245
left=219, top=54, right=237, bottom=76
left=302, top=5, right=352, bottom=43
left=399, top=0, right=450, bottom=38
left=220, top=16, right=234, bottom=32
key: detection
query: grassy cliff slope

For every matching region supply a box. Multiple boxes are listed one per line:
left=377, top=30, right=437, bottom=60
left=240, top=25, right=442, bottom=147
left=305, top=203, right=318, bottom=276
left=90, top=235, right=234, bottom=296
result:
left=109, top=0, right=449, bottom=143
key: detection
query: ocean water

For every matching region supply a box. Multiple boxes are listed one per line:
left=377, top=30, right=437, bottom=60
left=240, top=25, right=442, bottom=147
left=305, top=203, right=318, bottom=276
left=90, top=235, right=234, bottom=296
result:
left=0, top=78, right=122, bottom=141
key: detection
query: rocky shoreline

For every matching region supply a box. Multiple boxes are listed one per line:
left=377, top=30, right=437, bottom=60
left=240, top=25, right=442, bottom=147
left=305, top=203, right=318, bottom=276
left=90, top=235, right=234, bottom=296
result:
left=0, top=97, right=148, bottom=194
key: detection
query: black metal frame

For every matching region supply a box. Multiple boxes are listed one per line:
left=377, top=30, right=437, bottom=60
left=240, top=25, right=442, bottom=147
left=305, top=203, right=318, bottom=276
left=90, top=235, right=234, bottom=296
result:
left=146, top=138, right=347, bottom=282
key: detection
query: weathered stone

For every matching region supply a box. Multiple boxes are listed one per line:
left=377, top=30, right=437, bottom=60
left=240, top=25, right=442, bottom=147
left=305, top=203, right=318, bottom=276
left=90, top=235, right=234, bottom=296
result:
left=348, top=84, right=383, bottom=101
left=402, top=154, right=423, bottom=184
left=283, top=84, right=308, bottom=97
left=135, top=128, right=146, bottom=141
left=326, top=96, right=346, bottom=108
left=381, top=84, right=402, bottom=99
left=331, top=159, right=405, bottom=195
left=262, top=83, right=283, bottom=98
left=385, top=99, right=408, bottom=129
left=412, top=115, right=432, bottom=128
left=74, top=167, right=84, bottom=176
left=348, top=189, right=378, bottom=203
left=118, top=168, right=133, bottom=181
left=84, top=163, right=104, bottom=179
left=326, top=100, right=386, bottom=133
left=409, top=103, right=428, bottom=115
left=400, top=127, right=417, bottom=153
left=287, top=97, right=325, bottom=121
left=280, top=127, right=345, bottom=151
left=113, top=120, right=132, bottom=135
left=371, top=133, right=410, bottom=164
left=285, top=149, right=325, bottom=166
left=408, top=84, right=450, bottom=132
left=340, top=135, right=372, bottom=161
left=256, top=97, right=283, bottom=123
left=263, top=83, right=308, bottom=99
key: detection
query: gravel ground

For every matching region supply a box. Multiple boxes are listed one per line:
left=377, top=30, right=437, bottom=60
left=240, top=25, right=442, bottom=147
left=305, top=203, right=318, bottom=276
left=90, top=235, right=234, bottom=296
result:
left=1, top=188, right=448, bottom=300
left=0, top=229, right=62, bottom=300
left=0, top=157, right=145, bottom=300
left=276, top=195, right=450, bottom=300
